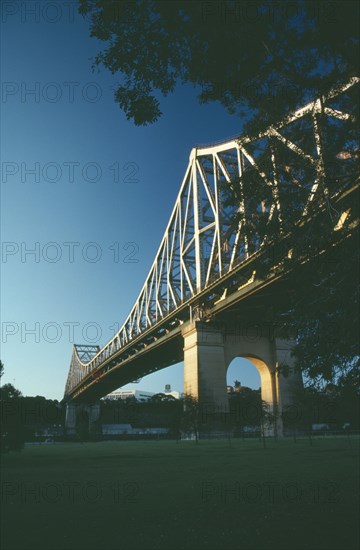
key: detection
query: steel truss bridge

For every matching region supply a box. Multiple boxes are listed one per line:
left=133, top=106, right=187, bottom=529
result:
left=65, top=77, right=359, bottom=402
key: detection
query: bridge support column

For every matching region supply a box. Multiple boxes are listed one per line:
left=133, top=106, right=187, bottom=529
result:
left=223, top=326, right=303, bottom=436
left=64, top=400, right=101, bottom=437
left=64, top=401, right=77, bottom=435
left=275, top=338, right=303, bottom=435
left=223, top=325, right=279, bottom=436
left=182, top=321, right=229, bottom=433
left=182, top=321, right=303, bottom=437
left=84, top=401, right=101, bottom=435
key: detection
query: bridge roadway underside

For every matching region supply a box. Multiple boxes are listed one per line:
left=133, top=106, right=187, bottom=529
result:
left=73, top=328, right=184, bottom=403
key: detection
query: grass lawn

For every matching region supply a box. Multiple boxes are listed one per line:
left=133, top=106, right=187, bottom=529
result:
left=1, top=437, right=359, bottom=550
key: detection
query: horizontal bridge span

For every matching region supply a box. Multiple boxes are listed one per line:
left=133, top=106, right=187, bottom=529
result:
left=65, top=77, right=359, bottom=399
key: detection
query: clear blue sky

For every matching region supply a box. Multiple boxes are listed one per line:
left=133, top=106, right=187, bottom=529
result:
left=0, top=4, right=260, bottom=400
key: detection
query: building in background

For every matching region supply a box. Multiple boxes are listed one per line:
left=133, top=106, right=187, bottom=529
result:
left=102, top=424, right=133, bottom=435
left=102, top=389, right=155, bottom=402
left=102, top=424, right=170, bottom=436
left=103, top=385, right=182, bottom=402
left=164, top=384, right=181, bottom=400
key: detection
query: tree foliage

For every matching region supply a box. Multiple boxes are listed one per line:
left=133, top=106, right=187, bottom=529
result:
left=229, top=387, right=262, bottom=431
left=0, top=383, right=22, bottom=400
left=181, top=395, right=200, bottom=442
left=79, top=0, right=359, bottom=126
left=220, top=102, right=359, bottom=387
left=0, top=363, right=25, bottom=452
left=282, top=383, right=360, bottom=433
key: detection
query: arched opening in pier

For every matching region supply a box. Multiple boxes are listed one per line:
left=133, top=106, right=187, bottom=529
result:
left=226, top=356, right=275, bottom=431
left=226, top=357, right=261, bottom=392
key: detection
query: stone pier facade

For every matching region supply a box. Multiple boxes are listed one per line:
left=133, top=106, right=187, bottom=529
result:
left=182, top=321, right=302, bottom=435
left=65, top=400, right=101, bottom=436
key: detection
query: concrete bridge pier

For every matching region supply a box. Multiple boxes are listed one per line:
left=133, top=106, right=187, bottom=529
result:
left=64, top=400, right=77, bottom=435
left=182, top=321, right=303, bottom=437
left=182, top=321, right=229, bottom=433
left=84, top=402, right=101, bottom=435
left=274, top=338, right=304, bottom=435
left=64, top=400, right=101, bottom=436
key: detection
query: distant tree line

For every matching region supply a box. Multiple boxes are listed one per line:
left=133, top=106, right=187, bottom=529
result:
left=0, top=361, right=64, bottom=452
left=1, top=358, right=359, bottom=451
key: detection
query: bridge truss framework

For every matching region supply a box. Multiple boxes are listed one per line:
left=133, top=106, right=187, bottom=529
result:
left=65, top=77, right=359, bottom=399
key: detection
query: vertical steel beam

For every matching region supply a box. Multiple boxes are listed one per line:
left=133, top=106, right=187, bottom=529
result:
left=191, top=150, right=203, bottom=292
